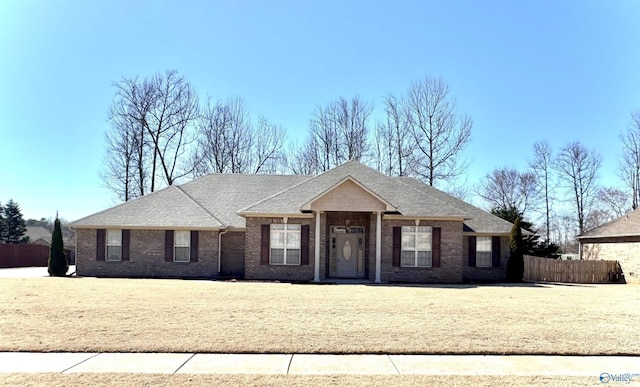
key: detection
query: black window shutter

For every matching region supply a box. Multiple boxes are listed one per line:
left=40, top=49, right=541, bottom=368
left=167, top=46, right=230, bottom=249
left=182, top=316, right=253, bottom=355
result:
left=300, top=224, right=310, bottom=265
left=260, top=225, right=270, bottom=265
left=392, top=227, right=401, bottom=267
left=492, top=236, right=501, bottom=267
left=96, top=229, right=106, bottom=261
left=468, top=236, right=476, bottom=267
left=190, top=231, right=199, bottom=262
left=432, top=227, right=441, bottom=268
left=165, top=230, right=174, bottom=262
left=122, top=229, right=130, bottom=261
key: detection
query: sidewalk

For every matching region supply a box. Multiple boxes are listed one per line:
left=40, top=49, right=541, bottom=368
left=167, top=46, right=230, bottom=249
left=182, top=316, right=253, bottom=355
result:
left=1, top=352, right=638, bottom=378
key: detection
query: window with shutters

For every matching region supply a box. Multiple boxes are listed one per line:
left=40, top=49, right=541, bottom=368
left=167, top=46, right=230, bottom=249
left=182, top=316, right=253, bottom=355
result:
left=270, top=224, right=301, bottom=265
left=174, top=230, right=191, bottom=262
left=476, top=237, right=492, bottom=267
left=401, top=226, right=432, bottom=267
left=106, top=230, right=122, bottom=261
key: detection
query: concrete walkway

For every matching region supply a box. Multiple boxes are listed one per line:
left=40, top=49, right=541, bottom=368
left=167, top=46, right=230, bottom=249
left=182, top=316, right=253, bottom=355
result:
left=0, top=353, right=638, bottom=378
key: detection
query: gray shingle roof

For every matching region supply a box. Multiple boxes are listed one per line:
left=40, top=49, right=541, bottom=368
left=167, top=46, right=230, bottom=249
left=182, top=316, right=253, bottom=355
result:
left=180, top=174, right=310, bottom=228
left=71, top=185, right=224, bottom=229
left=71, top=161, right=515, bottom=234
left=240, top=160, right=467, bottom=219
left=577, top=208, right=640, bottom=239
left=397, top=177, right=515, bottom=234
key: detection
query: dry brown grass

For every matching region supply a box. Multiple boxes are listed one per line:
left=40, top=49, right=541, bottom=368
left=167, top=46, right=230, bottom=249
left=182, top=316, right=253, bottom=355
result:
left=0, top=373, right=601, bottom=387
left=1, top=277, right=639, bottom=355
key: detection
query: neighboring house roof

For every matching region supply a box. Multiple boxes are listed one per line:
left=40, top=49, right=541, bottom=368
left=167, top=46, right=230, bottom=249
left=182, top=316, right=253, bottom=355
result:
left=25, top=226, right=52, bottom=243
left=577, top=208, right=640, bottom=240
left=71, top=160, right=513, bottom=234
left=25, top=226, right=76, bottom=246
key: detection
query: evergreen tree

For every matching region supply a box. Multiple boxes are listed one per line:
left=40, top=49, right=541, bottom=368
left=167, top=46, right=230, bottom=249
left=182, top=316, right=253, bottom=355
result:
left=506, top=217, right=525, bottom=282
left=0, top=202, right=5, bottom=243
left=491, top=204, right=561, bottom=258
left=3, top=200, right=29, bottom=244
left=48, top=216, right=68, bottom=276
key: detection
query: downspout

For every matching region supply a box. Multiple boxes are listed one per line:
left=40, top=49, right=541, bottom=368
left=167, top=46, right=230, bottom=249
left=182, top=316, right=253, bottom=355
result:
left=218, top=229, right=228, bottom=274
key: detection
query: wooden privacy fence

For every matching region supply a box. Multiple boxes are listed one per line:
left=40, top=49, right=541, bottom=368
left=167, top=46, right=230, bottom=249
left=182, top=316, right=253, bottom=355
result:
left=524, top=255, right=623, bottom=284
left=0, top=244, right=49, bottom=268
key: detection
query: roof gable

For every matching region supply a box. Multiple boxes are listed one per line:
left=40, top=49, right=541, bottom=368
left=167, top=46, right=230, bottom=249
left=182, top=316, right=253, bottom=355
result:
left=240, top=160, right=466, bottom=219
left=301, top=176, right=397, bottom=212
left=578, top=208, right=640, bottom=239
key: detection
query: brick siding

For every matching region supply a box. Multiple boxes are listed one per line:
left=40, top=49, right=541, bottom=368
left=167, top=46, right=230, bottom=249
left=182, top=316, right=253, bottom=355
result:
left=582, top=242, right=640, bottom=283
left=380, top=219, right=464, bottom=283
left=220, top=231, right=245, bottom=278
left=244, top=217, right=315, bottom=281
left=462, top=235, right=509, bottom=282
left=76, top=228, right=218, bottom=278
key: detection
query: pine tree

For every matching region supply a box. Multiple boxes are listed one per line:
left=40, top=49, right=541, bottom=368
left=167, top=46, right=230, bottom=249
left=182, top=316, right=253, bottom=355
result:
left=48, top=216, right=68, bottom=276
left=3, top=200, right=28, bottom=244
left=506, top=216, right=525, bottom=282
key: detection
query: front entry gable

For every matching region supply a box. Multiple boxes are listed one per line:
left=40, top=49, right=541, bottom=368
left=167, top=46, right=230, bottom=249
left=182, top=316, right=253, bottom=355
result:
left=302, top=177, right=396, bottom=213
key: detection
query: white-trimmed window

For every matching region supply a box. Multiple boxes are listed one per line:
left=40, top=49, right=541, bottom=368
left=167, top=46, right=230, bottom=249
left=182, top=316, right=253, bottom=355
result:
left=106, top=229, right=122, bottom=261
left=401, top=226, right=432, bottom=267
left=476, top=237, right=492, bottom=267
left=174, top=231, right=191, bottom=262
left=270, top=224, right=301, bottom=265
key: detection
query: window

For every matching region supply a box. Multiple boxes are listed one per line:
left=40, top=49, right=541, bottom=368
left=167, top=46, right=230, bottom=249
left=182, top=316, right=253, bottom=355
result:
left=476, top=237, right=492, bottom=267
left=106, top=230, right=122, bottom=261
left=401, top=226, right=432, bottom=267
left=174, top=230, right=190, bottom=262
left=270, top=224, right=301, bottom=265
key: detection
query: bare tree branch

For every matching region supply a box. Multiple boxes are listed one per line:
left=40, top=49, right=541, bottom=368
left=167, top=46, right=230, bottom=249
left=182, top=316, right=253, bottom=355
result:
left=619, top=110, right=640, bottom=210
left=404, top=76, right=472, bottom=187
left=554, top=141, right=602, bottom=234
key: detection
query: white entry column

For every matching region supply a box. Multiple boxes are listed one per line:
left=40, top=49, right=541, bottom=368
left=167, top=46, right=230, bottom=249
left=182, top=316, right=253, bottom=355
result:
left=314, top=211, right=321, bottom=282
left=375, top=211, right=382, bottom=283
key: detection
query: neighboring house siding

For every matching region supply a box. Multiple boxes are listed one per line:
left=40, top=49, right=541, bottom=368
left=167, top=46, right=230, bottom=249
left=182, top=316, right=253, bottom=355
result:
left=582, top=242, right=640, bottom=284
left=220, top=231, right=246, bottom=278
left=462, top=235, right=509, bottom=282
left=76, top=229, right=218, bottom=278
left=380, top=219, right=463, bottom=283
left=244, top=217, right=315, bottom=281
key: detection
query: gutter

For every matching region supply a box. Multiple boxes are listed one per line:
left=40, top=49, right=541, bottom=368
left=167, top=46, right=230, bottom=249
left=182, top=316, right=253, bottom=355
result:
left=218, top=229, right=228, bottom=274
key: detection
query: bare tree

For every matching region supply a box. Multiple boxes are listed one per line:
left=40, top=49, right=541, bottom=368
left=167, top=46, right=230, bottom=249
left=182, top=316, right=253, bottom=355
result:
left=595, top=187, right=631, bottom=219
left=529, top=141, right=555, bottom=242
left=251, top=117, right=286, bottom=174
left=554, top=141, right=602, bottom=234
left=309, top=96, right=373, bottom=171
left=619, top=110, right=640, bottom=210
left=103, top=70, right=198, bottom=201
left=477, top=167, right=539, bottom=217
left=192, top=98, right=285, bottom=175
left=286, top=136, right=321, bottom=175
left=146, top=70, right=199, bottom=188
left=374, top=93, right=415, bottom=176
left=405, top=76, right=472, bottom=187
left=103, top=76, right=155, bottom=200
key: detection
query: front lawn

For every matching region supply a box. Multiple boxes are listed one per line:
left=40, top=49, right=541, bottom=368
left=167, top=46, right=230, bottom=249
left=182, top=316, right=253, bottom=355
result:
left=1, top=278, right=638, bottom=355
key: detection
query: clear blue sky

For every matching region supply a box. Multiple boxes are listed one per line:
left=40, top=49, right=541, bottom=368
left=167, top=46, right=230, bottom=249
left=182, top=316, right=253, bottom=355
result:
left=1, top=0, right=639, bottom=221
